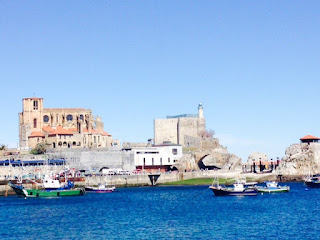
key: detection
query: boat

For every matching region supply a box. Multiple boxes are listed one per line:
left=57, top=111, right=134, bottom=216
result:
left=257, top=181, right=290, bottom=193
left=43, top=178, right=74, bottom=190
left=85, top=183, right=117, bottom=193
left=209, top=179, right=258, bottom=196
left=8, top=182, right=85, bottom=198
left=304, top=174, right=320, bottom=188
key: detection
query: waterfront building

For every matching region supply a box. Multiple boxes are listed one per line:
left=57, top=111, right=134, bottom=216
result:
left=154, top=104, right=206, bottom=146
left=126, top=143, right=183, bottom=173
left=19, top=97, right=118, bottom=149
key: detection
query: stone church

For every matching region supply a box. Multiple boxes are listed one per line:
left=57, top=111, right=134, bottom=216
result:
left=154, top=104, right=206, bottom=146
left=19, top=97, right=117, bottom=149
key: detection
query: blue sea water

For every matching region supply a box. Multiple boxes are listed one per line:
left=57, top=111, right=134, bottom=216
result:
left=0, top=182, right=319, bottom=239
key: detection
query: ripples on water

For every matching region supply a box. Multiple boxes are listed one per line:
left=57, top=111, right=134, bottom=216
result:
left=0, top=183, right=319, bottom=239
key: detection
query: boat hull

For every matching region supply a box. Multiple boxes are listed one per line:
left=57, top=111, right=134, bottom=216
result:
left=258, top=187, right=290, bottom=193
left=305, top=181, right=320, bottom=188
left=85, top=186, right=117, bottom=193
left=210, top=187, right=258, bottom=196
left=9, top=182, right=85, bottom=197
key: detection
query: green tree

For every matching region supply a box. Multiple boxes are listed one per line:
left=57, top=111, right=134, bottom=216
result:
left=0, top=145, right=6, bottom=150
left=30, top=143, right=47, bottom=155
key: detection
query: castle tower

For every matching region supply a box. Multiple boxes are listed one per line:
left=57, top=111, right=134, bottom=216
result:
left=19, top=97, right=44, bottom=149
left=198, top=103, right=204, bottom=118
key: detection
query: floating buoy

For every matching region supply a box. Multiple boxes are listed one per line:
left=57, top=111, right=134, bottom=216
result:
left=305, top=188, right=309, bottom=191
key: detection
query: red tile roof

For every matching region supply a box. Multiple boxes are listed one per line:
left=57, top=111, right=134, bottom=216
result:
left=102, top=131, right=111, bottom=136
left=83, top=128, right=99, bottom=133
left=300, top=135, right=320, bottom=140
left=29, top=132, right=45, bottom=138
left=42, top=126, right=54, bottom=133
left=68, top=128, right=78, bottom=133
left=49, top=126, right=74, bottom=136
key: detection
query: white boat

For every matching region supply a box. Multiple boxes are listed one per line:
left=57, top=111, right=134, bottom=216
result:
left=257, top=181, right=290, bottom=193
left=85, top=183, right=117, bottom=193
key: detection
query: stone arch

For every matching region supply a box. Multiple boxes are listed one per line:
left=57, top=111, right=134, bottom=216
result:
left=197, top=154, right=220, bottom=170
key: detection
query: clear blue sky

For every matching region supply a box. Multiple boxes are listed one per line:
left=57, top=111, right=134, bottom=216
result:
left=1, top=1, right=320, bottom=161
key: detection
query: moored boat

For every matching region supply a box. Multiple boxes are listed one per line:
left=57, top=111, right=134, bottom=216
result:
left=9, top=182, right=85, bottom=198
left=304, top=174, right=320, bottom=188
left=257, top=181, right=290, bottom=193
left=85, top=184, right=117, bottom=193
left=209, top=179, right=258, bottom=196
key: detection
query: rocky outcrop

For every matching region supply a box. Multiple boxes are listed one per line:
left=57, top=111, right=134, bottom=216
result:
left=173, top=153, right=198, bottom=172
left=200, top=147, right=241, bottom=170
left=277, top=143, right=320, bottom=175
left=247, top=152, right=268, bottom=164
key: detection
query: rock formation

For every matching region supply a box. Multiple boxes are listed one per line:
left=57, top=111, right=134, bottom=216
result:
left=247, top=152, right=268, bottom=164
left=174, top=137, right=242, bottom=171
left=277, top=143, right=320, bottom=175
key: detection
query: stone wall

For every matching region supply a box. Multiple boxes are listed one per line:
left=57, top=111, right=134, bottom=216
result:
left=46, top=148, right=135, bottom=171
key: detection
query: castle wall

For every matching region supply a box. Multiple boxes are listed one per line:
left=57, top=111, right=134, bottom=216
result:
left=178, top=118, right=201, bottom=146
left=154, top=119, right=178, bottom=145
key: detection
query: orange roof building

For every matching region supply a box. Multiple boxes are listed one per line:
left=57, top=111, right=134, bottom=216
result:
left=19, top=97, right=118, bottom=149
left=300, top=135, right=320, bottom=143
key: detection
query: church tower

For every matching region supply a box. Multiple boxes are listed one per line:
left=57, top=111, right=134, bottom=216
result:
left=19, top=97, right=44, bottom=149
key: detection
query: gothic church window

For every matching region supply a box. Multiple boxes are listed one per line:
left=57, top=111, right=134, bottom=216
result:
left=43, top=115, right=49, bottom=123
left=67, top=114, right=73, bottom=121
left=33, top=118, right=37, bottom=128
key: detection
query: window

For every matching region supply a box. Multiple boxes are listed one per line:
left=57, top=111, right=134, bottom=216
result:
left=172, top=148, right=178, bottom=155
left=43, top=115, right=49, bottom=123
left=152, top=158, right=154, bottom=165
left=33, top=118, right=37, bottom=128
left=80, top=115, right=84, bottom=121
left=66, top=114, right=73, bottom=121
left=160, top=158, right=162, bottom=165
left=94, top=136, right=96, bottom=143
left=168, top=158, right=170, bottom=163
left=33, top=100, right=38, bottom=110
left=143, top=158, right=146, bottom=166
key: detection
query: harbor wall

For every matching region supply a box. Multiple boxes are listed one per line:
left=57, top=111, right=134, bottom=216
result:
left=46, top=148, right=135, bottom=171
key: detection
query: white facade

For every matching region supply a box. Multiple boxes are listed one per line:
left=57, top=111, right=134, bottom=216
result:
left=132, top=144, right=183, bottom=170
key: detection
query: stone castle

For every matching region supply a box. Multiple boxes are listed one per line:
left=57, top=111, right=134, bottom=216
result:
left=19, top=97, right=117, bottom=149
left=154, top=103, right=206, bottom=146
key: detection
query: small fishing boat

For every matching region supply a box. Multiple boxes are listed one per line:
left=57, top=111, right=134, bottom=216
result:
left=85, top=183, right=117, bottom=193
left=304, top=174, right=320, bottom=188
left=257, top=181, right=290, bottom=193
left=209, top=179, right=258, bottom=196
left=8, top=182, right=85, bottom=198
